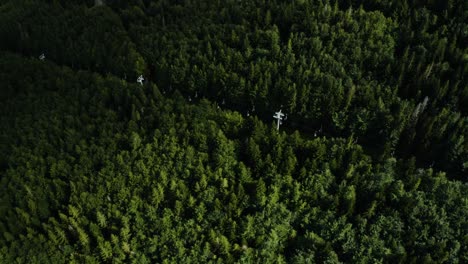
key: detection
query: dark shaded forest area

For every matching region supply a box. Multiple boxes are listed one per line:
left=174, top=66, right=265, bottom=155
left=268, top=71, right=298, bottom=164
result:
left=0, top=0, right=467, bottom=263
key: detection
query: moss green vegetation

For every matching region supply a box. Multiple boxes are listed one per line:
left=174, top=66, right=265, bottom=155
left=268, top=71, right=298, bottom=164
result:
left=0, top=0, right=467, bottom=263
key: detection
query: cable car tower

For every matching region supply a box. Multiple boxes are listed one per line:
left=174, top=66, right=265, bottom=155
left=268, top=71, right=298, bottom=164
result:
left=137, top=75, right=144, bottom=85
left=273, top=110, right=285, bottom=130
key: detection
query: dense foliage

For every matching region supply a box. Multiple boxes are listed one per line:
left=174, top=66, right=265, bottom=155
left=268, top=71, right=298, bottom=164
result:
left=0, top=0, right=467, bottom=263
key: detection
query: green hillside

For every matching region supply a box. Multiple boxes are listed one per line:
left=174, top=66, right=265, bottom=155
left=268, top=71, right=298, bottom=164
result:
left=0, top=0, right=467, bottom=263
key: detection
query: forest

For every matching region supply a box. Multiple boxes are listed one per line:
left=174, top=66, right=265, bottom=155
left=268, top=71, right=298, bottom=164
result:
left=0, top=0, right=467, bottom=263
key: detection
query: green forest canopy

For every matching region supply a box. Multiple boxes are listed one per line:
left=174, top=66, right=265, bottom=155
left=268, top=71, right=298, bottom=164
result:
left=0, top=0, right=467, bottom=263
